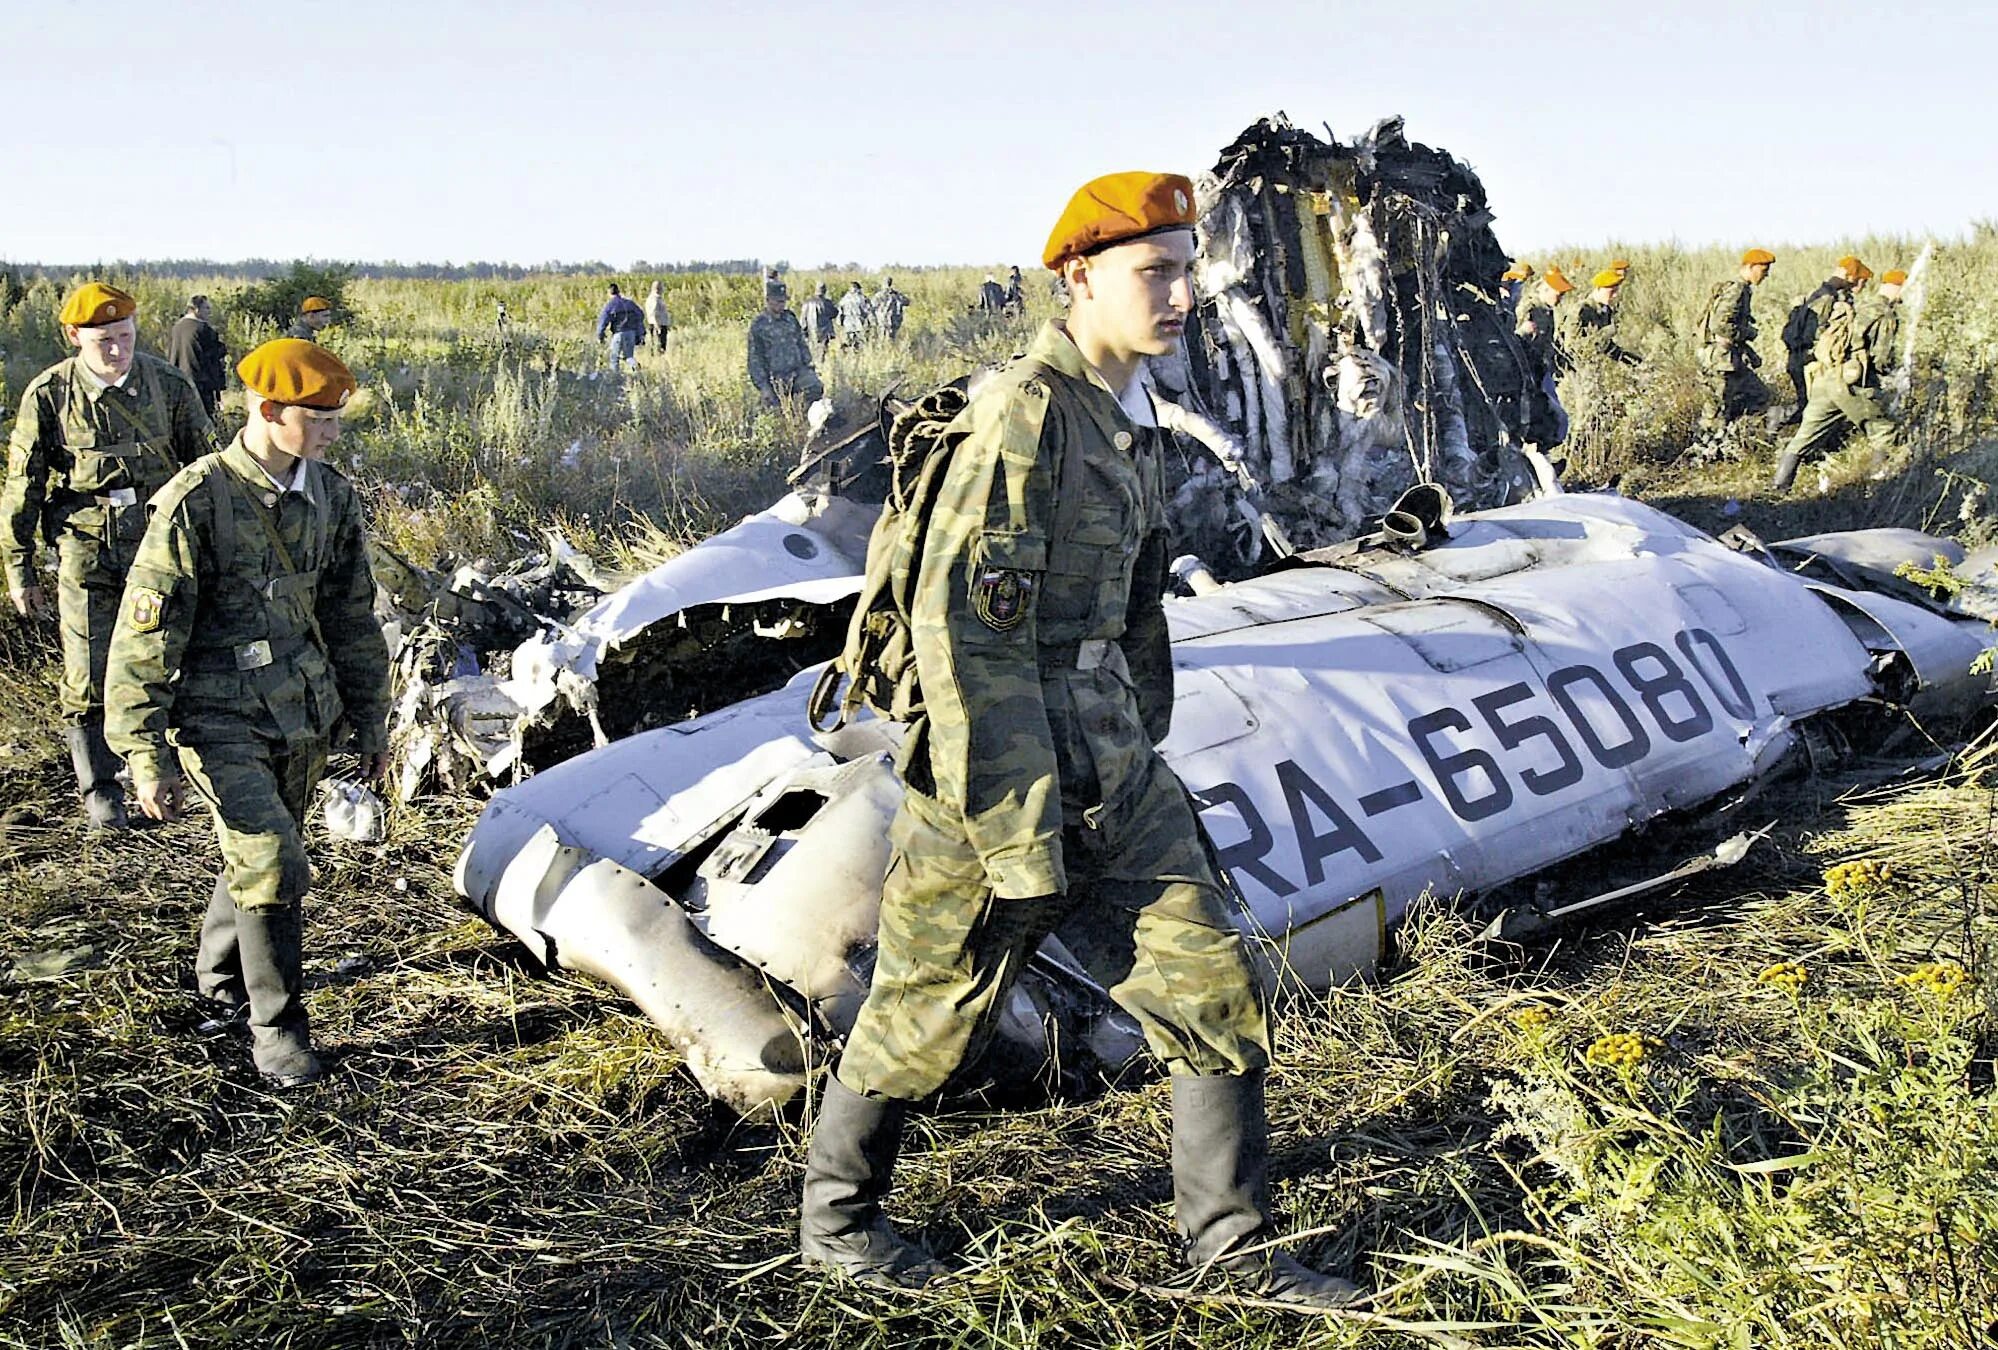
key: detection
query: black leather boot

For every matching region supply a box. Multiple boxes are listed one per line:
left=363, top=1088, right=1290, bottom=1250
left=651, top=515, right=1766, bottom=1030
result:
left=67, top=722, right=128, bottom=831
left=238, top=903, right=320, bottom=1087
left=1172, top=1072, right=1367, bottom=1310
left=1771, top=450, right=1803, bottom=491
left=800, top=1077, right=947, bottom=1289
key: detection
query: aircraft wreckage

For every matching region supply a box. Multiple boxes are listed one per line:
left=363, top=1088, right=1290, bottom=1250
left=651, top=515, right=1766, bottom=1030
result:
left=433, top=117, right=1998, bottom=1114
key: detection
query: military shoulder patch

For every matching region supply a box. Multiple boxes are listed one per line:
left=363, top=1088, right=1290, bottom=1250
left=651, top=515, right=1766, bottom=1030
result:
left=127, top=586, right=165, bottom=634
left=971, top=567, right=1035, bottom=632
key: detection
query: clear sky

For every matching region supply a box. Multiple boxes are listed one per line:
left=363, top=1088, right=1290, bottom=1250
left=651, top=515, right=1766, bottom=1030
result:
left=5, top=0, right=1990, bottom=269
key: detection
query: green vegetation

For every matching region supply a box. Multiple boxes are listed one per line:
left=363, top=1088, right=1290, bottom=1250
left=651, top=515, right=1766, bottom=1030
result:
left=2, top=237, right=1995, bottom=1347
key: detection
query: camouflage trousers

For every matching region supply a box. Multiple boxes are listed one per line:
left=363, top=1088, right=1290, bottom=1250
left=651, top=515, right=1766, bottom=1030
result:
left=181, top=736, right=328, bottom=913
left=54, top=514, right=149, bottom=721
left=1701, top=367, right=1771, bottom=434
left=837, top=761, right=1272, bottom=1101
left=185, top=736, right=328, bottom=1068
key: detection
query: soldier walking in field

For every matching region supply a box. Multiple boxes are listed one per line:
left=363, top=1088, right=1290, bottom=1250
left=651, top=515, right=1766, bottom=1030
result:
left=103, top=339, right=389, bottom=1088
left=288, top=296, right=334, bottom=342
left=1516, top=266, right=1575, bottom=447
left=4, top=283, right=214, bottom=829
left=801, top=282, right=838, bottom=355
left=872, top=277, right=909, bottom=339
left=1772, top=268, right=1907, bottom=491
left=165, top=296, right=229, bottom=421
left=836, top=281, right=874, bottom=350
left=1779, top=257, right=1865, bottom=426
left=1567, top=269, right=1641, bottom=368
left=975, top=273, right=1007, bottom=315
left=796, top=171, right=1367, bottom=1310
left=1693, top=249, right=1776, bottom=450
left=1002, top=264, right=1026, bottom=315
left=747, top=283, right=824, bottom=407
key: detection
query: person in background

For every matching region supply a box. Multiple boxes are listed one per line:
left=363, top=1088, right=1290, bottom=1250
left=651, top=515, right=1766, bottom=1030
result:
left=872, top=277, right=909, bottom=339
left=166, top=295, right=229, bottom=420
left=801, top=282, right=838, bottom=355
left=287, top=296, right=334, bottom=342
left=595, top=283, right=645, bottom=374
left=643, top=280, right=672, bottom=352
left=837, top=281, right=874, bottom=350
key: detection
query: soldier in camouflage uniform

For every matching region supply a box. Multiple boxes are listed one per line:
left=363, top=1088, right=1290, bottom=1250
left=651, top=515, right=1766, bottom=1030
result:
left=1779, top=258, right=1863, bottom=425
left=289, top=296, right=334, bottom=342
left=1772, top=269, right=1906, bottom=491
left=798, top=172, right=1366, bottom=1311
left=1515, top=267, right=1574, bottom=448
left=1695, top=249, right=1775, bottom=446
left=747, top=285, right=824, bottom=407
left=836, top=281, right=874, bottom=350
left=104, top=339, right=389, bottom=1087
left=4, top=283, right=214, bottom=829
left=800, top=282, right=838, bottom=355
left=873, top=277, right=909, bottom=339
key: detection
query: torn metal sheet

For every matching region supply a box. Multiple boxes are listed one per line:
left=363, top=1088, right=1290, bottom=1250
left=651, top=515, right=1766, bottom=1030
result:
left=455, top=492, right=1998, bottom=1113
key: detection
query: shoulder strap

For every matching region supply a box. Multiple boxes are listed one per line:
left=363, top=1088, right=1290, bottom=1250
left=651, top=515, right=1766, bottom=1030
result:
left=206, top=465, right=236, bottom=575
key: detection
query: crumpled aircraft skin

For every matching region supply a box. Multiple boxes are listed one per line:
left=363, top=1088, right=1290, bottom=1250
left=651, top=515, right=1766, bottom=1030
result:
left=455, top=492, right=1997, bottom=1114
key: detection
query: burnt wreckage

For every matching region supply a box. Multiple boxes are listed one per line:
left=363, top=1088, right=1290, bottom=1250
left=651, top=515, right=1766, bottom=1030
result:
left=430, top=118, right=1994, bottom=1114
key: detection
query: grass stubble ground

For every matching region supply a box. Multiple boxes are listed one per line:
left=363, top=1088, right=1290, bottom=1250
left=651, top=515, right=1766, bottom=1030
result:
left=2, top=241, right=1997, bottom=1348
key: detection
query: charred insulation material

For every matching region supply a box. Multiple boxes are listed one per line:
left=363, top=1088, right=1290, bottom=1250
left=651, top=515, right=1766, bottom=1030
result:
left=1169, top=115, right=1542, bottom=573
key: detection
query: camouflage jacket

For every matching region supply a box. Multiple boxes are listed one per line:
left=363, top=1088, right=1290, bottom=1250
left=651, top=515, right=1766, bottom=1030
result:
left=837, top=289, right=873, bottom=335
left=1853, top=294, right=1903, bottom=388
left=3, top=353, right=213, bottom=593
left=747, top=310, right=815, bottom=392
left=1566, top=300, right=1640, bottom=367
left=800, top=296, right=837, bottom=344
left=286, top=319, right=319, bottom=342
left=1701, top=279, right=1758, bottom=369
left=900, top=321, right=1174, bottom=898
left=104, top=436, right=390, bottom=786
left=873, top=286, right=909, bottom=330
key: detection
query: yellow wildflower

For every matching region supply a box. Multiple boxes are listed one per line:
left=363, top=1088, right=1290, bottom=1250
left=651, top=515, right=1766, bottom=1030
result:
left=1511, top=1005, right=1555, bottom=1034
left=1584, top=1032, right=1663, bottom=1068
left=1757, top=961, right=1809, bottom=993
left=1896, top=961, right=1972, bottom=1000
left=1823, top=859, right=1894, bottom=899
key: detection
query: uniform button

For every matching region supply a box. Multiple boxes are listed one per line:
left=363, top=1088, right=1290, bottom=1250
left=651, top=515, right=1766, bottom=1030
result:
left=1113, top=431, right=1133, bottom=451
left=262, top=493, right=278, bottom=507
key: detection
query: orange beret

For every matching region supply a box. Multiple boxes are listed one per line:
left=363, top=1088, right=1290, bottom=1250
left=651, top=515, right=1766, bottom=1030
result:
left=1741, top=248, right=1776, bottom=265
left=1607, top=259, right=1632, bottom=272
left=59, top=282, right=137, bottom=328
left=1853, top=262, right=1874, bottom=282
left=1591, top=269, right=1624, bottom=289
left=1042, top=171, right=1197, bottom=270
left=1881, top=269, right=1908, bottom=286
left=1544, top=266, right=1575, bottom=294
left=238, top=339, right=356, bottom=410
left=300, top=295, right=333, bottom=314
left=1501, top=262, right=1534, bottom=281
left=1836, top=255, right=1865, bottom=279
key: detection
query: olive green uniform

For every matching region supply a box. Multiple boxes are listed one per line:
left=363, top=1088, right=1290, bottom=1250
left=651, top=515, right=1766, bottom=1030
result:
left=3, top=353, right=214, bottom=721
left=747, top=309, right=824, bottom=406
left=836, top=321, right=1270, bottom=1102
left=1773, top=294, right=1903, bottom=490
left=286, top=318, right=320, bottom=343
left=103, top=437, right=388, bottom=1072
left=1697, top=278, right=1770, bottom=435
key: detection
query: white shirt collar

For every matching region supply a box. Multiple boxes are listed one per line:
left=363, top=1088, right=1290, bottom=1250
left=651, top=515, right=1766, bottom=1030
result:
left=75, top=360, right=133, bottom=396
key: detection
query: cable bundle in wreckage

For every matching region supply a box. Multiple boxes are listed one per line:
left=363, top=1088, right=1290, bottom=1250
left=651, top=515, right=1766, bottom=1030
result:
left=1156, top=114, right=1543, bottom=574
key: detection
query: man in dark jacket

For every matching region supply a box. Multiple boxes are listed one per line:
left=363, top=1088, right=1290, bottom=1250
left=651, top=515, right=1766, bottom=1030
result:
left=595, top=284, right=646, bottom=373
left=165, top=296, right=229, bottom=419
